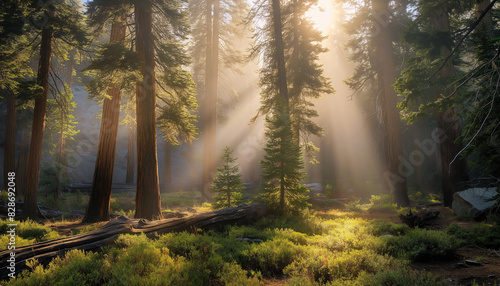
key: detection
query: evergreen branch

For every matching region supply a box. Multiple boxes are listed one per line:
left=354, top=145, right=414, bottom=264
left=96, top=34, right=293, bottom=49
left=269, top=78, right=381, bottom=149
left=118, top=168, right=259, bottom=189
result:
left=450, top=71, right=499, bottom=166
left=432, top=0, right=498, bottom=78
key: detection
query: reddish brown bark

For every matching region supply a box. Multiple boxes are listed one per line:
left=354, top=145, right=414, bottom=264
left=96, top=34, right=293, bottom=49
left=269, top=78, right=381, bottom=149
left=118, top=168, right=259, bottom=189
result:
left=83, top=17, right=127, bottom=223
left=431, top=7, right=469, bottom=207
left=23, top=25, right=53, bottom=219
left=135, top=2, right=162, bottom=220
left=3, top=92, right=16, bottom=191
left=372, top=0, right=409, bottom=207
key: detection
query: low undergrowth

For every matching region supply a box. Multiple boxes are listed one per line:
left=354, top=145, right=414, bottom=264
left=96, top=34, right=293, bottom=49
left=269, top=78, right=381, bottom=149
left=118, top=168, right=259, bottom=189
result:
left=2, top=213, right=464, bottom=286
left=0, top=219, right=63, bottom=250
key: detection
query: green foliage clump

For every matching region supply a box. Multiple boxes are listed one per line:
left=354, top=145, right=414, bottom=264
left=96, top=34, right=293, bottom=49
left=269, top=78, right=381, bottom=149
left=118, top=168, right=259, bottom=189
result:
left=380, top=229, right=459, bottom=262
left=0, top=219, right=63, bottom=249
left=211, top=146, right=244, bottom=209
left=243, top=238, right=304, bottom=276
left=353, top=267, right=445, bottom=286
left=285, top=248, right=401, bottom=283
left=368, top=220, right=409, bottom=236
left=369, top=194, right=398, bottom=212
left=260, top=109, right=310, bottom=213
left=446, top=223, right=500, bottom=248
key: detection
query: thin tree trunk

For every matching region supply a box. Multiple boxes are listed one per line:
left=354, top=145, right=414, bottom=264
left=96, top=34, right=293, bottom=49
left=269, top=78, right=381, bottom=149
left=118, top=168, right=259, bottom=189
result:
left=3, top=92, right=16, bottom=191
left=431, top=7, right=469, bottom=207
left=16, top=129, right=30, bottom=198
left=372, top=0, right=409, bottom=207
left=162, top=140, right=172, bottom=186
left=83, top=17, right=126, bottom=223
left=126, top=120, right=135, bottom=184
left=135, top=2, right=162, bottom=220
left=55, top=50, right=75, bottom=200
left=23, top=23, right=53, bottom=219
left=202, top=0, right=218, bottom=202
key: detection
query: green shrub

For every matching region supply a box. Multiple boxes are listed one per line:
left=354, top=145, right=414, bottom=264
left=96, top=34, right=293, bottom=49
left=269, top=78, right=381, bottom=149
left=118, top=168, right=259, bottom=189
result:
left=0, top=219, right=62, bottom=249
left=446, top=223, right=500, bottom=248
left=354, top=267, right=445, bottom=286
left=285, top=248, right=401, bottom=283
left=242, top=238, right=304, bottom=276
left=381, top=229, right=459, bottom=261
left=219, top=262, right=262, bottom=286
left=369, top=219, right=409, bottom=236
left=11, top=250, right=109, bottom=286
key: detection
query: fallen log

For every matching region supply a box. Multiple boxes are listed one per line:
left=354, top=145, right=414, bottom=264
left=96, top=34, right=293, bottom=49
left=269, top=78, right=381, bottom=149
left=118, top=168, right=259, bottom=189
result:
left=0, top=203, right=268, bottom=278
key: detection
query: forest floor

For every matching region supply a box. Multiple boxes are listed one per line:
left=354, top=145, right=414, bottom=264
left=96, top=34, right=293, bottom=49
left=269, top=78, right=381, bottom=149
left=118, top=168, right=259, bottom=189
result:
left=39, top=203, right=500, bottom=286
left=3, top=188, right=499, bottom=286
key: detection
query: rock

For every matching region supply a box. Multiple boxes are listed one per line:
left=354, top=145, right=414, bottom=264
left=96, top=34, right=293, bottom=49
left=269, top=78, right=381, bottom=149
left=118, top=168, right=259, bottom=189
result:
left=455, top=263, right=467, bottom=269
left=452, top=188, right=498, bottom=219
left=465, top=260, right=483, bottom=266
left=237, top=238, right=262, bottom=244
left=306, top=183, right=323, bottom=193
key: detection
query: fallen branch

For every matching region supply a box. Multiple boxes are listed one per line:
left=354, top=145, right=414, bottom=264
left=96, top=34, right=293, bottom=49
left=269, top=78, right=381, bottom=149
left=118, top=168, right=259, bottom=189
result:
left=0, top=203, right=268, bottom=278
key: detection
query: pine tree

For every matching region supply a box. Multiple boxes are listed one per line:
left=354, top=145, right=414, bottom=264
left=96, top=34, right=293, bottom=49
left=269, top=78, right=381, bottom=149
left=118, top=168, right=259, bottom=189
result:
left=83, top=14, right=128, bottom=223
left=261, top=105, right=309, bottom=213
left=211, top=146, right=244, bottom=209
left=0, top=1, right=35, bottom=191
left=250, top=0, right=333, bottom=160
left=189, top=0, right=249, bottom=201
left=85, top=0, right=197, bottom=220
left=394, top=0, right=474, bottom=205
left=343, top=0, right=410, bottom=206
left=24, top=0, right=89, bottom=219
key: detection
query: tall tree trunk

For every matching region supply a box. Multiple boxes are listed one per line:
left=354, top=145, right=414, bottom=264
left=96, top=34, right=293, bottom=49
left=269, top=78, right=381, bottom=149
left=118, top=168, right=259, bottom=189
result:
left=271, top=0, right=289, bottom=105
left=55, top=50, right=75, bottom=201
left=431, top=7, right=469, bottom=207
left=16, top=129, right=30, bottom=198
left=162, top=140, right=172, bottom=187
left=126, top=119, right=135, bottom=184
left=23, top=23, right=53, bottom=219
left=202, top=0, right=218, bottom=202
left=476, top=0, right=494, bottom=38
left=372, top=0, right=409, bottom=207
left=270, top=0, right=290, bottom=210
left=83, top=17, right=126, bottom=223
left=135, top=2, right=162, bottom=220
left=3, top=92, right=16, bottom=191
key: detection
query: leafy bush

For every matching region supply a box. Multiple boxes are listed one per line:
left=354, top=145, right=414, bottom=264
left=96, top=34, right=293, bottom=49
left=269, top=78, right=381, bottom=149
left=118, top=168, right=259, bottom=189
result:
left=369, top=219, right=409, bottom=236
left=0, top=219, right=62, bottom=249
left=354, top=267, right=445, bottom=286
left=243, top=238, right=304, bottom=276
left=285, top=248, right=401, bottom=283
left=446, top=223, right=500, bottom=248
left=380, top=229, right=459, bottom=261
left=368, top=194, right=398, bottom=212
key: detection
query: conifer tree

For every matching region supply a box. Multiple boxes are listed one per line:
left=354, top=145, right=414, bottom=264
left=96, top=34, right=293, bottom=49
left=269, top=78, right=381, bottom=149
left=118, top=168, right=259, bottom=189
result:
left=23, top=0, right=88, bottom=219
left=261, top=104, right=310, bottom=213
left=211, top=146, right=244, bottom=209
left=189, top=0, right=249, bottom=201
left=342, top=0, right=410, bottom=206
left=85, top=0, right=197, bottom=220
left=251, top=0, right=333, bottom=160
left=0, top=1, right=36, bottom=191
